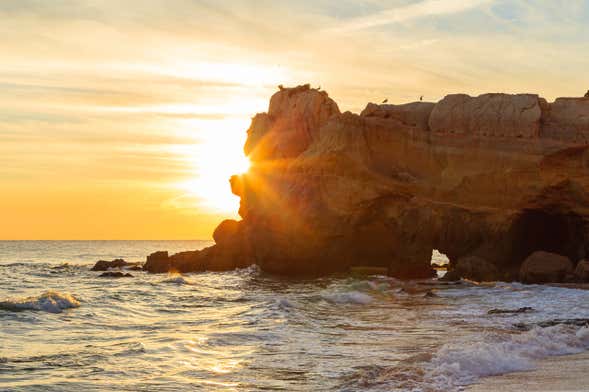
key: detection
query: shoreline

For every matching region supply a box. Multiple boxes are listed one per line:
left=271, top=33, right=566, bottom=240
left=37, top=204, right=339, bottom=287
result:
left=468, top=351, right=589, bottom=392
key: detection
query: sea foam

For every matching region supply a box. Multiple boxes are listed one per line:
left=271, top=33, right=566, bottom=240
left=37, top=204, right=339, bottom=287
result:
left=425, top=324, right=589, bottom=390
left=321, top=291, right=373, bottom=305
left=0, top=290, right=80, bottom=313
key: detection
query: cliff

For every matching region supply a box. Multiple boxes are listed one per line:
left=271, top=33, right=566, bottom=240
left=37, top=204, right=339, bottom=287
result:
left=145, top=84, right=589, bottom=281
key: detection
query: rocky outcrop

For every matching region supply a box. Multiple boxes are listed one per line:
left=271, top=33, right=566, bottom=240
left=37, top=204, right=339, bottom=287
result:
left=146, top=85, right=589, bottom=281
left=519, top=251, right=574, bottom=284
left=91, top=259, right=137, bottom=271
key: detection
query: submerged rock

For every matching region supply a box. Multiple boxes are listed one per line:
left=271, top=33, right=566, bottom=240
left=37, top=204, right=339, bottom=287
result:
left=519, top=251, right=574, bottom=284
left=144, top=85, right=589, bottom=279
left=98, top=271, right=133, bottom=278
left=488, top=306, right=534, bottom=315
left=514, top=318, right=589, bottom=331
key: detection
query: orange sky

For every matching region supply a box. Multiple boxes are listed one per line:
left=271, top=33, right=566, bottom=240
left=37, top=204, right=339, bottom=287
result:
left=1, top=1, right=588, bottom=239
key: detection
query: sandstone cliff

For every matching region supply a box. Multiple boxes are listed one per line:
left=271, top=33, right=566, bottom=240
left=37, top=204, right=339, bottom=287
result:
left=145, top=84, right=589, bottom=281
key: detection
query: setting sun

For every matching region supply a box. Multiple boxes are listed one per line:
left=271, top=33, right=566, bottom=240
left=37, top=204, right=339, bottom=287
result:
left=173, top=117, right=251, bottom=214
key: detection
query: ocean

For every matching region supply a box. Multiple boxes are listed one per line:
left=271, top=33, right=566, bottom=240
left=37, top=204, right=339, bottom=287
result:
left=2, top=241, right=589, bottom=391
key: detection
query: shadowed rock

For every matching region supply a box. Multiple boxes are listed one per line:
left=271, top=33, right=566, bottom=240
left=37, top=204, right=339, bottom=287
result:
left=575, top=259, right=589, bottom=282
left=144, top=85, right=589, bottom=280
left=91, top=259, right=135, bottom=271
left=488, top=306, right=534, bottom=315
left=98, top=271, right=133, bottom=278
left=441, top=256, right=499, bottom=282
left=519, top=251, right=574, bottom=284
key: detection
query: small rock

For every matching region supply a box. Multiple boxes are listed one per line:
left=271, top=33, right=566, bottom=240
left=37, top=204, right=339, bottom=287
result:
left=424, top=290, right=438, bottom=298
left=98, top=271, right=133, bottom=278
left=91, top=258, right=129, bottom=271
left=488, top=306, right=534, bottom=314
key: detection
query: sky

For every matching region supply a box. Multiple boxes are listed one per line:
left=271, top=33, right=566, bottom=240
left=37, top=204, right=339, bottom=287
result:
left=1, top=0, right=589, bottom=239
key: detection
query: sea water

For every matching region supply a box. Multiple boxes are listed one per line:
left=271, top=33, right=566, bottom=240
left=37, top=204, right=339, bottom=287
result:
left=2, top=241, right=589, bottom=391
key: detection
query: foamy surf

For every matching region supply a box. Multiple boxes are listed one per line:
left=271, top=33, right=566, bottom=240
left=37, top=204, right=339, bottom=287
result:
left=0, top=290, right=80, bottom=313
left=344, top=324, right=589, bottom=391
left=321, top=290, right=373, bottom=304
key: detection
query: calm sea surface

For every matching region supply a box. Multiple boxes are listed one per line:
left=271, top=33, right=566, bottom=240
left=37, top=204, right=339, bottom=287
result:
left=2, top=241, right=589, bottom=391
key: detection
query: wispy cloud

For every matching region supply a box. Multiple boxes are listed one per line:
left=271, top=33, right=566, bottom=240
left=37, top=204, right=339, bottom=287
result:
left=326, top=0, right=494, bottom=33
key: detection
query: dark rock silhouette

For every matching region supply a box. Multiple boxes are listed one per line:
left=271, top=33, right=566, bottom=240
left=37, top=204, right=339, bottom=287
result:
left=519, top=251, right=574, bottom=284
left=145, top=85, right=589, bottom=282
left=98, top=271, right=133, bottom=278
left=488, top=306, right=534, bottom=315
left=91, top=259, right=135, bottom=271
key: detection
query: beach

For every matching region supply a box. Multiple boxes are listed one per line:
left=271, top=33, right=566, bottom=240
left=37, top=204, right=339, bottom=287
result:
left=470, top=351, right=589, bottom=392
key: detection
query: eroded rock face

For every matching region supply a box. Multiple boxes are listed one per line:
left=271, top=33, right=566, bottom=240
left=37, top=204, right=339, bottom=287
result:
left=429, top=93, right=543, bottom=138
left=147, top=85, right=589, bottom=280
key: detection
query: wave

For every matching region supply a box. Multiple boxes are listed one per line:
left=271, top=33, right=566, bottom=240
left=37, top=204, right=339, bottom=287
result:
left=321, top=291, right=373, bottom=305
left=345, top=324, right=589, bottom=391
left=0, top=290, right=80, bottom=313
left=425, top=324, right=589, bottom=390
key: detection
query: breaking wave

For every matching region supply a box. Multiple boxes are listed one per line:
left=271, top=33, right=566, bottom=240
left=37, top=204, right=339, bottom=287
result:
left=0, top=290, right=80, bottom=313
left=349, top=324, right=589, bottom=391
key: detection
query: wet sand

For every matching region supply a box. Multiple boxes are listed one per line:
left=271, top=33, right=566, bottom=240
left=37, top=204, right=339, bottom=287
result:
left=468, top=351, right=589, bottom=391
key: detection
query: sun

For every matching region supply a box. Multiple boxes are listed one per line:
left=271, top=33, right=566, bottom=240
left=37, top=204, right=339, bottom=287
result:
left=174, top=117, right=251, bottom=214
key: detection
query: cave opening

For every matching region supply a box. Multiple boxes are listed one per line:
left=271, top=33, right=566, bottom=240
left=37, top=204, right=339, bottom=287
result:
left=509, top=208, right=586, bottom=265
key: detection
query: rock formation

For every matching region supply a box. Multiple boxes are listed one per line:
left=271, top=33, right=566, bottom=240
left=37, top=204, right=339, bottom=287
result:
left=145, top=84, right=589, bottom=282
left=519, top=251, right=574, bottom=284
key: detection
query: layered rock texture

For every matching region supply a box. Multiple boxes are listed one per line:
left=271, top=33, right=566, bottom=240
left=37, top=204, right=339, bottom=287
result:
left=146, top=84, right=589, bottom=282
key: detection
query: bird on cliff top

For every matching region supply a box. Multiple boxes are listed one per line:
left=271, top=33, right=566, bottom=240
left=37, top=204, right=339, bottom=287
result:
left=382, top=98, right=388, bottom=103
left=585, top=90, right=589, bottom=98
left=420, top=95, right=423, bottom=101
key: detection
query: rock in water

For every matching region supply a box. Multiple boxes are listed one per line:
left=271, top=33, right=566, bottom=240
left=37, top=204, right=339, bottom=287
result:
left=519, top=251, right=574, bottom=284
left=143, top=251, right=170, bottom=273
left=144, top=85, right=589, bottom=279
left=488, top=306, right=534, bottom=314
left=91, top=259, right=130, bottom=271
left=98, top=271, right=133, bottom=278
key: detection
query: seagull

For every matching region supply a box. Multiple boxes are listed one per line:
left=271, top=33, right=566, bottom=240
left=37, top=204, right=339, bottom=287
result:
left=382, top=98, right=388, bottom=104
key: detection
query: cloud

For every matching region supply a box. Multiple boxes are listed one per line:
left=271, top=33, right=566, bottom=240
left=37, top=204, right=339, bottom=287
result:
left=326, top=0, right=494, bottom=33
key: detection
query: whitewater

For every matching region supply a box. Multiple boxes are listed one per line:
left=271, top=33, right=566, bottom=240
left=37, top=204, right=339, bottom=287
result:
left=2, top=241, right=589, bottom=391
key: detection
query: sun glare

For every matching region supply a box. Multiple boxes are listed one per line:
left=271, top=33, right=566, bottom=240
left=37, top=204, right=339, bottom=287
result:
left=173, top=117, right=251, bottom=214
